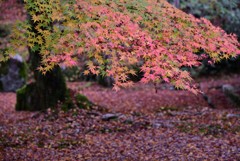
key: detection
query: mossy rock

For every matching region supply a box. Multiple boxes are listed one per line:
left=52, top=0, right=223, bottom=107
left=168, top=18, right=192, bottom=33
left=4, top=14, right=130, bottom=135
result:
left=61, top=91, right=93, bottom=111
left=0, top=57, right=27, bottom=92
left=75, top=94, right=92, bottom=109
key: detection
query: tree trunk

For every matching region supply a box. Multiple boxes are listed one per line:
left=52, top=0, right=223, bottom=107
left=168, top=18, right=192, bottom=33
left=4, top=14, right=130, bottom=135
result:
left=16, top=49, right=67, bottom=111
left=15, top=7, right=68, bottom=111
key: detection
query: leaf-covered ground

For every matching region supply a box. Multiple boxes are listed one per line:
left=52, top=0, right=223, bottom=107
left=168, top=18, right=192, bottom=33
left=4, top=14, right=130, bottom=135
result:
left=0, top=75, right=240, bottom=160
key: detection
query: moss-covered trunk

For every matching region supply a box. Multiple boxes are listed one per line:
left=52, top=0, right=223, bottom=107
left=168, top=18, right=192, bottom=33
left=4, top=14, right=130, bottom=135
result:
left=15, top=68, right=67, bottom=111
left=16, top=48, right=67, bottom=111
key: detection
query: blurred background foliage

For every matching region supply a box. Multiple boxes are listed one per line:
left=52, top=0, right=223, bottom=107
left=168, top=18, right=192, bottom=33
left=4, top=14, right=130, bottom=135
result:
left=168, top=0, right=240, bottom=37
left=168, top=0, right=240, bottom=78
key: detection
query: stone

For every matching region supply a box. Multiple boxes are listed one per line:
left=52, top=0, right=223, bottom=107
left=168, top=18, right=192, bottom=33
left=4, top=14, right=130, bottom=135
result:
left=152, top=123, right=162, bottom=128
left=226, top=114, right=240, bottom=118
left=222, top=84, right=235, bottom=94
left=152, top=121, right=175, bottom=129
left=102, top=113, right=119, bottom=121
left=0, top=54, right=27, bottom=92
left=222, top=84, right=240, bottom=107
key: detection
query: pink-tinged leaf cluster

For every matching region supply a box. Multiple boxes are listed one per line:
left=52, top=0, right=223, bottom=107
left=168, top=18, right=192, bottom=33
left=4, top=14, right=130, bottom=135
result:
left=10, top=0, right=240, bottom=92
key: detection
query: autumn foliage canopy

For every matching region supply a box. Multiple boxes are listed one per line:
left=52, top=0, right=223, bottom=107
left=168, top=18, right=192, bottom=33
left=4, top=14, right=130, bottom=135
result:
left=3, top=0, right=240, bottom=92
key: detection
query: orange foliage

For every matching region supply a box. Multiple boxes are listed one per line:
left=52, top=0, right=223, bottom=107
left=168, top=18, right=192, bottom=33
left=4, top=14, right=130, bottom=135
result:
left=4, top=0, right=240, bottom=92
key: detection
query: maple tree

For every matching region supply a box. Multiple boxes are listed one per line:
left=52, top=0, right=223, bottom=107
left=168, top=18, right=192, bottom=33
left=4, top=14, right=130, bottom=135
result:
left=1, top=0, right=240, bottom=110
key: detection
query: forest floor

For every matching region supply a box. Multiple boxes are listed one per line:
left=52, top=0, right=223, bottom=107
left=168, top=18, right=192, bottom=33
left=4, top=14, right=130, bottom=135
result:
left=0, top=74, right=240, bottom=160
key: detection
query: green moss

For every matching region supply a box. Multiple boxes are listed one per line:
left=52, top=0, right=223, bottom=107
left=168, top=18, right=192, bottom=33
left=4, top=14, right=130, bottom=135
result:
left=75, top=94, right=92, bottom=109
left=61, top=90, right=75, bottom=111
left=16, top=66, right=68, bottom=111
left=16, top=85, right=31, bottom=111
left=60, top=90, right=92, bottom=111
left=16, top=85, right=27, bottom=94
left=57, top=138, right=84, bottom=149
left=177, top=123, right=194, bottom=133
left=0, top=61, right=9, bottom=76
left=198, top=124, right=223, bottom=136
left=19, top=62, right=28, bottom=79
